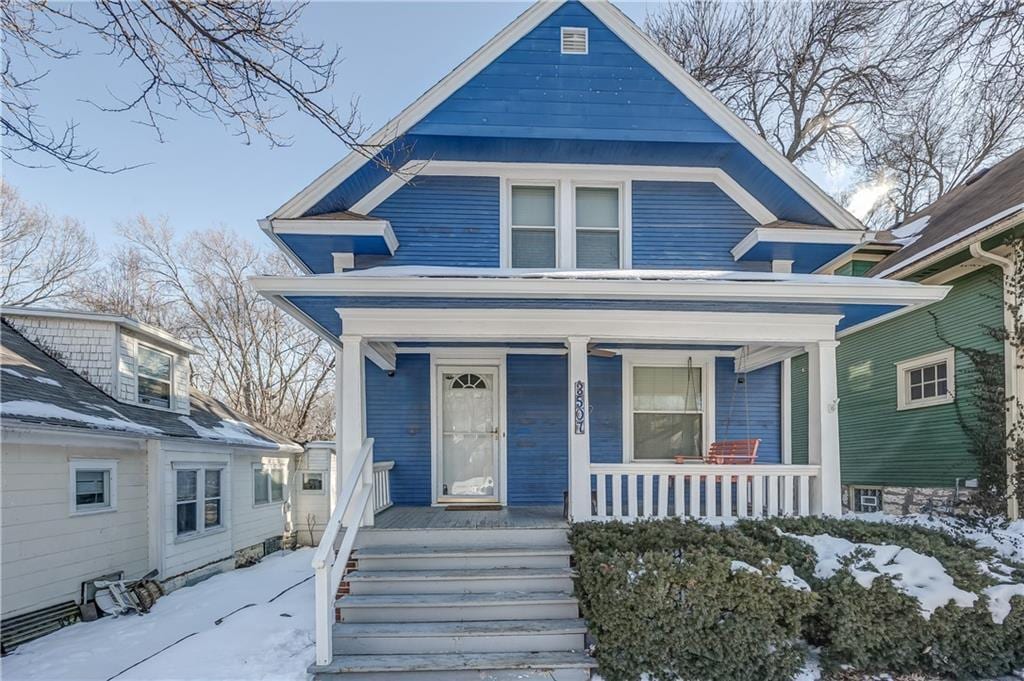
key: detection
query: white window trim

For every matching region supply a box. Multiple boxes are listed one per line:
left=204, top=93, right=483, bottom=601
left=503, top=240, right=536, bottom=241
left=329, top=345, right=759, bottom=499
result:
left=172, top=462, right=227, bottom=540
left=896, top=348, right=956, bottom=411
left=69, top=459, right=118, bottom=516
left=136, top=342, right=175, bottom=411
left=850, top=485, right=884, bottom=513
left=501, top=175, right=632, bottom=269
left=621, top=351, right=717, bottom=463
left=299, top=470, right=327, bottom=495
left=253, top=462, right=287, bottom=507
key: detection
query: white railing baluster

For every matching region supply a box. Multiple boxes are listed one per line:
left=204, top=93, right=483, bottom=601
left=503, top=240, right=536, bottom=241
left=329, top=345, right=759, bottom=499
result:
left=673, top=474, right=684, bottom=517
left=657, top=474, right=669, bottom=517
left=736, top=474, right=748, bottom=518
left=642, top=474, right=653, bottom=517
left=767, top=475, right=779, bottom=516
left=720, top=474, right=732, bottom=518
left=688, top=474, right=700, bottom=517
left=782, top=475, right=794, bottom=516
left=704, top=473, right=716, bottom=517
left=798, top=475, right=810, bottom=516
left=752, top=475, right=764, bottom=517
left=627, top=474, right=639, bottom=517
left=612, top=474, right=623, bottom=516
left=596, top=473, right=607, bottom=517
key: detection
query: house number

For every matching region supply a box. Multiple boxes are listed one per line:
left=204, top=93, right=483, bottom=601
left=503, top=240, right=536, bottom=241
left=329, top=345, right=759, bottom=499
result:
left=574, top=380, right=586, bottom=435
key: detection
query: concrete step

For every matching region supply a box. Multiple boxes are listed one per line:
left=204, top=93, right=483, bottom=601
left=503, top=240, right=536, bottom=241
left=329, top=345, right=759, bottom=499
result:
left=355, top=526, right=568, bottom=549
left=346, top=567, right=575, bottom=594
left=354, top=544, right=571, bottom=571
left=310, top=651, right=595, bottom=681
left=336, top=591, right=579, bottom=623
left=332, top=618, right=587, bottom=655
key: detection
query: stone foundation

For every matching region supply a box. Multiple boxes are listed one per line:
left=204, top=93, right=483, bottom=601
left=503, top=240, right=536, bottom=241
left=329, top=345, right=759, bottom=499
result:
left=843, top=485, right=972, bottom=515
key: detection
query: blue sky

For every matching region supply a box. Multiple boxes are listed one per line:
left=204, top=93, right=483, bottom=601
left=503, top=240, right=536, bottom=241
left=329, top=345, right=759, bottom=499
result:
left=7, top=1, right=843, bottom=252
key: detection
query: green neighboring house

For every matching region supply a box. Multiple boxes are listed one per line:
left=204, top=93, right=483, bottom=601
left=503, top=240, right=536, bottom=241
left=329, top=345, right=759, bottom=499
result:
left=795, top=148, right=1024, bottom=518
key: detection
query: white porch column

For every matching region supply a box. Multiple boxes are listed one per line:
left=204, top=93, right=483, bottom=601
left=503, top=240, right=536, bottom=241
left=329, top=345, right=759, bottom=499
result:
left=567, top=336, right=592, bottom=521
left=333, top=345, right=344, bottom=516
left=340, top=335, right=370, bottom=527
left=807, top=340, right=842, bottom=516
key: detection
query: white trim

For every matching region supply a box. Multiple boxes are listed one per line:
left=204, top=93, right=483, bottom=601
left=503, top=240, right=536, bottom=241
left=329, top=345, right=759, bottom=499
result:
left=731, top=227, right=867, bottom=262
left=172, top=462, right=228, bottom=541
left=252, top=460, right=288, bottom=507
left=136, top=341, right=175, bottom=411
left=560, top=26, right=588, bottom=54
left=772, top=260, right=794, bottom=274
left=269, top=218, right=399, bottom=255
left=339, top=308, right=843, bottom=345
left=895, top=348, right=956, bottom=411
left=735, top=345, right=803, bottom=373
left=782, top=357, right=792, bottom=464
left=818, top=250, right=890, bottom=276
left=620, top=350, right=717, bottom=462
left=430, top=356, right=508, bottom=506
left=251, top=271, right=950, bottom=308
left=259, top=218, right=313, bottom=275
left=267, top=0, right=860, bottom=231
left=333, top=253, right=355, bottom=272
left=69, top=458, right=118, bottom=516
left=357, top=161, right=776, bottom=225
left=0, top=307, right=197, bottom=354
left=403, top=346, right=566, bottom=357
left=505, top=180, right=562, bottom=268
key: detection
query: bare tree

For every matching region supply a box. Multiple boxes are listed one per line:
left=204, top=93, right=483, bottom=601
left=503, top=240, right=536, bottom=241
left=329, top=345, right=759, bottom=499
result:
left=0, top=182, right=97, bottom=306
left=646, top=0, right=929, bottom=164
left=2, top=1, right=378, bottom=172
left=75, top=219, right=334, bottom=441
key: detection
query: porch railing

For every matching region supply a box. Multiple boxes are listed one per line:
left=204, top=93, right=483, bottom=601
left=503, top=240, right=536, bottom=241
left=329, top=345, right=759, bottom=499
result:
left=588, top=463, right=820, bottom=520
left=311, top=437, right=375, bottom=667
left=372, top=460, right=395, bottom=514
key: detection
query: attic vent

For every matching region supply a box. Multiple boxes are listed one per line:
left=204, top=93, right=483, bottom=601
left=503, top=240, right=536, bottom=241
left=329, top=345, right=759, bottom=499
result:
left=561, top=27, right=588, bottom=54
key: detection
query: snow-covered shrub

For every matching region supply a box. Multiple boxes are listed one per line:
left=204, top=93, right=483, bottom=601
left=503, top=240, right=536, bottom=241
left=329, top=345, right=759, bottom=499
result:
left=570, top=517, right=1024, bottom=681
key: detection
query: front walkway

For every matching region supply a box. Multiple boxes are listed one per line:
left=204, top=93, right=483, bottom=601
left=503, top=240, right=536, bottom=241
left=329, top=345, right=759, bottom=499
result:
left=373, top=505, right=566, bottom=530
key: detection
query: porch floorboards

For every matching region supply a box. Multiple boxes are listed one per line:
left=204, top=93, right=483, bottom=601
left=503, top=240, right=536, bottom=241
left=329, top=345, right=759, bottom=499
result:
left=372, top=505, right=567, bottom=530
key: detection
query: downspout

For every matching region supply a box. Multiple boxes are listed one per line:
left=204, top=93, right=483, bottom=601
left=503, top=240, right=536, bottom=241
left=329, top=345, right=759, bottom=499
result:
left=969, top=242, right=1020, bottom=519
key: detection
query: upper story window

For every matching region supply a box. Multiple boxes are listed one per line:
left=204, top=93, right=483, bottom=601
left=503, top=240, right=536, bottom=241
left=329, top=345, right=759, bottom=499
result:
left=896, top=348, right=955, bottom=411
left=507, top=179, right=625, bottom=269
left=138, top=344, right=172, bottom=408
left=510, top=185, right=557, bottom=268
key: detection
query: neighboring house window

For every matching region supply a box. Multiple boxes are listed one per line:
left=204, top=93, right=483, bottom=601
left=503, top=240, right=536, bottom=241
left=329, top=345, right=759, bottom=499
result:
left=301, top=472, right=325, bottom=494
left=138, top=344, right=173, bottom=408
left=851, top=487, right=883, bottom=513
left=510, top=184, right=557, bottom=268
left=574, top=186, right=620, bottom=268
left=69, top=459, right=117, bottom=514
left=896, top=349, right=955, bottom=410
left=176, top=466, right=224, bottom=536
left=254, top=464, right=285, bottom=505
left=628, top=362, right=707, bottom=460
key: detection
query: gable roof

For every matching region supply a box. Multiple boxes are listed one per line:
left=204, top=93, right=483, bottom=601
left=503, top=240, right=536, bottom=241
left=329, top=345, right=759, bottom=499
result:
left=868, top=148, right=1024, bottom=279
left=269, top=0, right=861, bottom=232
left=0, top=320, right=300, bottom=452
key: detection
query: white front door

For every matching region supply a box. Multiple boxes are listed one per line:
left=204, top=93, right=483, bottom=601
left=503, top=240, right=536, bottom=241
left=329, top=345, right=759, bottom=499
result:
left=436, top=365, right=501, bottom=503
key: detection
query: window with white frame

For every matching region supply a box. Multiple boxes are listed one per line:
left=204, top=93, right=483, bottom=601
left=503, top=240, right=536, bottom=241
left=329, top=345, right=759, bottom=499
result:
left=574, top=186, right=620, bottom=268
left=253, top=464, right=285, bottom=505
left=896, top=349, right=955, bottom=410
left=138, top=344, right=173, bottom=408
left=510, top=184, right=557, bottom=268
left=628, top=363, right=707, bottom=460
left=69, top=459, right=117, bottom=514
left=301, top=471, right=325, bottom=493
left=175, top=465, right=223, bottom=536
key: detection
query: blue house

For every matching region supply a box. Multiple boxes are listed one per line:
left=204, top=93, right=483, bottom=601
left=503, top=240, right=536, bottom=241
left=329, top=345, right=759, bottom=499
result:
left=251, top=1, right=949, bottom=676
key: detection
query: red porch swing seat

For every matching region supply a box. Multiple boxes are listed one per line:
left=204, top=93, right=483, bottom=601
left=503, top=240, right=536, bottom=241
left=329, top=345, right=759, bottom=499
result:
left=706, top=438, right=761, bottom=465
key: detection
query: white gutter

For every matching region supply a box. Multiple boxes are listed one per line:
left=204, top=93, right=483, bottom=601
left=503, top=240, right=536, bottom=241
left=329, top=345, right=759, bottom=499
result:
left=970, top=242, right=1020, bottom=520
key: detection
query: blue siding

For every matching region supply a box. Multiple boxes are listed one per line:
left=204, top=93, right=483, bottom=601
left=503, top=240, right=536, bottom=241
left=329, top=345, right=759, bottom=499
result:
left=632, top=181, right=766, bottom=271
left=506, top=355, right=568, bottom=505
left=715, top=358, right=782, bottom=463
left=365, top=354, right=431, bottom=505
left=358, top=176, right=500, bottom=270
left=285, top=294, right=901, bottom=338
left=588, top=355, right=622, bottom=464
left=411, top=2, right=732, bottom=145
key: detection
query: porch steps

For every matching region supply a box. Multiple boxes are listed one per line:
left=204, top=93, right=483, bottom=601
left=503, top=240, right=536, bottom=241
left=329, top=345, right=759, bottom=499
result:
left=311, top=523, right=595, bottom=680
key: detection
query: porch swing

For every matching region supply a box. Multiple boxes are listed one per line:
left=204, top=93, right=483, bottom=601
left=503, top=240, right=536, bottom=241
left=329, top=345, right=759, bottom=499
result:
left=675, top=353, right=761, bottom=466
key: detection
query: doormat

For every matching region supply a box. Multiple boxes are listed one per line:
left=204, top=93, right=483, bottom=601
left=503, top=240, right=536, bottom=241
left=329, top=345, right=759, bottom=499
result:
left=445, top=504, right=503, bottom=511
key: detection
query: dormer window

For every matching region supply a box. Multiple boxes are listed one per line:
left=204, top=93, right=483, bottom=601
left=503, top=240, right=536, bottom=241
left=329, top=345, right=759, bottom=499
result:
left=138, top=344, right=173, bottom=408
left=561, top=27, right=588, bottom=54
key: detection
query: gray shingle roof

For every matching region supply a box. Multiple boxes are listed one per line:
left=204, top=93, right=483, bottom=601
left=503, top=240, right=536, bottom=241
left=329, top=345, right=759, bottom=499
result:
left=867, top=148, right=1024, bottom=278
left=1, top=320, right=299, bottom=451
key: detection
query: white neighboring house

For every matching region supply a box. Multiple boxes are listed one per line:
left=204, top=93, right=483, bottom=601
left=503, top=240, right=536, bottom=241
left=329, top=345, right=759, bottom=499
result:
left=0, top=307, right=302, bottom=649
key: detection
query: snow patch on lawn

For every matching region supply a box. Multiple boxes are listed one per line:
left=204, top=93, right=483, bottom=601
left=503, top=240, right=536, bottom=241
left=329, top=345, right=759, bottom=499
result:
left=178, top=416, right=271, bottom=447
left=0, top=400, right=160, bottom=434
left=782, top=531, right=978, bottom=618
left=0, top=549, right=315, bottom=681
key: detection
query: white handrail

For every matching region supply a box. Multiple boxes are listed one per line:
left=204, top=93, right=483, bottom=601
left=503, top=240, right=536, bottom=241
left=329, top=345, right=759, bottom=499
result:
left=312, top=437, right=374, bottom=666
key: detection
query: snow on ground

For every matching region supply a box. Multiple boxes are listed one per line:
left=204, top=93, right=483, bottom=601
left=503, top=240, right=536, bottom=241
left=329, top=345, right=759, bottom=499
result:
left=1, top=549, right=315, bottom=681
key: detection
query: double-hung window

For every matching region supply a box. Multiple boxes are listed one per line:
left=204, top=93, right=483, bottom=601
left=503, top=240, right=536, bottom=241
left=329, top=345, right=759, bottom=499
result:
left=69, top=459, right=118, bottom=515
left=176, top=465, right=224, bottom=537
left=629, top=363, right=706, bottom=460
left=574, top=186, right=620, bottom=268
left=253, top=464, right=285, bottom=505
left=510, top=185, right=557, bottom=268
left=896, top=349, right=955, bottom=410
left=138, top=344, right=173, bottom=408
